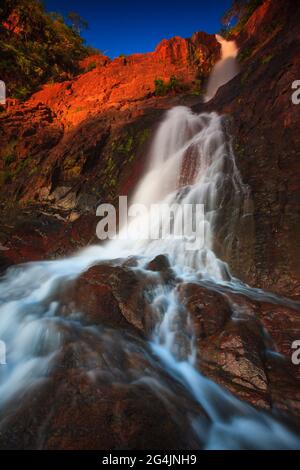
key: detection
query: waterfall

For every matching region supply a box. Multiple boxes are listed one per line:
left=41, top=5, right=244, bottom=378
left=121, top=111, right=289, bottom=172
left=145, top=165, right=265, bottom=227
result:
left=116, top=107, right=245, bottom=279
left=0, top=105, right=299, bottom=446
left=204, top=34, right=240, bottom=102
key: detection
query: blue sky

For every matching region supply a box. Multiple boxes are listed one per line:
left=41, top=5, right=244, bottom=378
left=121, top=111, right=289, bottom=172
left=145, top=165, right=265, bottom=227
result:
left=45, top=1, right=232, bottom=58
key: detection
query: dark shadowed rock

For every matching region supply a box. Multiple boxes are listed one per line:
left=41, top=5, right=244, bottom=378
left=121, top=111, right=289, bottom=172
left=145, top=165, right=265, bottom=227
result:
left=61, top=264, right=158, bottom=335
left=0, top=0, right=300, bottom=450
left=180, top=283, right=300, bottom=415
left=146, top=254, right=176, bottom=284
left=146, top=254, right=171, bottom=272
left=0, top=327, right=204, bottom=450
left=176, top=283, right=269, bottom=407
left=177, top=283, right=231, bottom=337
left=196, top=0, right=300, bottom=298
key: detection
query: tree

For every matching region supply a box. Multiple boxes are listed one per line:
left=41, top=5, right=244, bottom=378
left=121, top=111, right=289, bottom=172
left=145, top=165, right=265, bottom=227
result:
left=221, top=0, right=263, bottom=32
left=67, top=11, right=88, bottom=35
left=0, top=0, right=92, bottom=99
left=222, top=0, right=248, bottom=26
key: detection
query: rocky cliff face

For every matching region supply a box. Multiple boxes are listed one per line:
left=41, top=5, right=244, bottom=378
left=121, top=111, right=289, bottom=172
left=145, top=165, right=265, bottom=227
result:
left=1, top=0, right=299, bottom=299
left=0, top=1, right=300, bottom=447
left=199, top=0, right=300, bottom=298
left=27, top=32, right=218, bottom=127
left=0, top=31, right=219, bottom=265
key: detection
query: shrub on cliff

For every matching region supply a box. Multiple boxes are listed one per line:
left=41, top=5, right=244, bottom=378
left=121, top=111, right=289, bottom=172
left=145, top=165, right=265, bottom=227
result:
left=154, top=76, right=188, bottom=96
left=221, top=0, right=263, bottom=36
left=0, top=0, right=95, bottom=99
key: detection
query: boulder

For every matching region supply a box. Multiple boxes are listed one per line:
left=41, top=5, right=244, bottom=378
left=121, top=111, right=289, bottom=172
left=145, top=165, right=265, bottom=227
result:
left=62, top=263, right=157, bottom=335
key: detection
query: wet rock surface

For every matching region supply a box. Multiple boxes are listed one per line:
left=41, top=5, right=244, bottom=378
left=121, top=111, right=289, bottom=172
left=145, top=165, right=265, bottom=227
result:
left=0, top=1, right=299, bottom=299
left=197, top=0, right=300, bottom=298
left=177, top=281, right=300, bottom=416
left=61, top=263, right=157, bottom=334
left=0, top=326, right=203, bottom=450
left=0, top=255, right=300, bottom=449
left=0, top=0, right=300, bottom=450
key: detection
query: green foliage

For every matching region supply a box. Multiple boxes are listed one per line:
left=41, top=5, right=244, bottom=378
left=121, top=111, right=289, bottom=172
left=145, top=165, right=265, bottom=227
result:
left=168, top=75, right=180, bottom=91
left=28, top=167, right=38, bottom=177
left=1, top=139, right=17, bottom=166
left=0, top=0, right=94, bottom=100
left=85, top=61, right=97, bottom=73
left=104, top=128, right=151, bottom=195
left=137, top=128, right=150, bottom=146
left=261, top=54, right=273, bottom=64
left=4, top=153, right=16, bottom=166
left=154, top=79, right=167, bottom=96
left=0, top=169, right=11, bottom=186
left=191, top=79, right=203, bottom=96
left=112, top=135, right=134, bottom=155
left=67, top=11, right=88, bottom=35
left=15, top=154, right=33, bottom=176
left=111, top=129, right=150, bottom=158
left=85, top=45, right=102, bottom=56
left=154, top=76, right=188, bottom=96
left=222, top=0, right=263, bottom=36
left=241, top=69, right=250, bottom=84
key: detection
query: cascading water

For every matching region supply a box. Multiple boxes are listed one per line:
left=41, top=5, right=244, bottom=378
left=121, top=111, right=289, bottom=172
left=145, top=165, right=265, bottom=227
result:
left=204, top=34, right=240, bottom=102
left=0, top=68, right=299, bottom=448
left=128, top=107, right=300, bottom=449
left=114, top=107, right=245, bottom=280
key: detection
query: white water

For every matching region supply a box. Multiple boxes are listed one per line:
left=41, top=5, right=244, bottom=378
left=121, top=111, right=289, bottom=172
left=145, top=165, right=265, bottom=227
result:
left=0, top=69, right=299, bottom=448
left=204, top=34, right=240, bottom=102
left=114, top=108, right=245, bottom=279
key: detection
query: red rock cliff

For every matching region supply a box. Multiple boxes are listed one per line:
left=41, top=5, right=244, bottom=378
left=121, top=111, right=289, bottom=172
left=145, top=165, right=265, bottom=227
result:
left=27, top=33, right=219, bottom=127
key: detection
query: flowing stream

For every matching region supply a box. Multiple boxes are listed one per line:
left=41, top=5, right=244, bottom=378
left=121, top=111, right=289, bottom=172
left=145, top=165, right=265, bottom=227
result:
left=0, top=38, right=299, bottom=449
left=204, top=34, right=240, bottom=102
